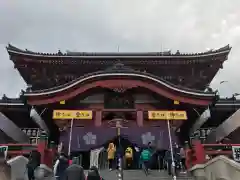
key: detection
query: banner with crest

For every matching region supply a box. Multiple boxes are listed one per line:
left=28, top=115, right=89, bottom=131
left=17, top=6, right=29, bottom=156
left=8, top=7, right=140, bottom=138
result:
left=59, top=126, right=177, bottom=152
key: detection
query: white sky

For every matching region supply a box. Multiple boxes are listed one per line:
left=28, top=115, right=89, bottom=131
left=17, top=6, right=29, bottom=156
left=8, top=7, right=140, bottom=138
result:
left=0, top=0, right=240, bottom=98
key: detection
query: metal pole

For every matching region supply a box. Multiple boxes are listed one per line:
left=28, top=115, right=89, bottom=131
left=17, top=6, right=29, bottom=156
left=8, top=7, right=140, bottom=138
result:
left=116, top=120, right=123, bottom=180
left=68, top=118, right=74, bottom=156
left=118, top=157, right=123, bottom=180
left=167, top=120, right=177, bottom=180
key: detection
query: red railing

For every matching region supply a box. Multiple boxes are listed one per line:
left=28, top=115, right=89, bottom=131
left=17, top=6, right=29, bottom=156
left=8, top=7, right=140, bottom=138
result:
left=0, top=143, right=37, bottom=155
left=185, top=142, right=239, bottom=169
left=0, top=142, right=56, bottom=167
left=202, top=143, right=238, bottom=156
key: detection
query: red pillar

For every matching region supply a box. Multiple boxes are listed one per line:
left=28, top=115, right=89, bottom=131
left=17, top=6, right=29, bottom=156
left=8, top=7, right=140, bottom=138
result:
left=192, top=140, right=205, bottom=164
left=137, top=110, right=143, bottom=126
left=186, top=140, right=206, bottom=169
left=185, top=148, right=192, bottom=169
left=44, top=141, right=56, bottom=168
left=95, top=111, right=102, bottom=126
left=37, top=134, right=48, bottom=164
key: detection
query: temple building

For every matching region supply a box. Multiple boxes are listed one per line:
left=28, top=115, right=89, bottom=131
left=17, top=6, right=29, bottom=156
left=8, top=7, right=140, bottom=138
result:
left=0, top=44, right=240, bottom=165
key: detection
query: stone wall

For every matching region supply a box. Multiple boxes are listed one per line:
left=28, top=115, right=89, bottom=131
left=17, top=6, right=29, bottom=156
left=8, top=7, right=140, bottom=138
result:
left=6, top=156, right=55, bottom=180
left=0, top=160, right=11, bottom=180
left=190, top=155, right=240, bottom=180
left=34, top=164, right=55, bottom=180
left=7, top=156, right=29, bottom=180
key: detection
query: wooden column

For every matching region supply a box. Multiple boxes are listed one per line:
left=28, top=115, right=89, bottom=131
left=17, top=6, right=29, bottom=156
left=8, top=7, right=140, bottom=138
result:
left=136, top=110, right=143, bottom=126
left=186, top=140, right=206, bottom=169
left=37, top=134, right=47, bottom=164
left=44, top=141, right=56, bottom=168
left=95, top=110, right=102, bottom=126
left=192, top=140, right=206, bottom=164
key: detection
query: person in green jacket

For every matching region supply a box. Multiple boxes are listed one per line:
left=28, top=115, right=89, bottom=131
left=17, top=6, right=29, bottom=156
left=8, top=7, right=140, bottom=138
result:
left=140, top=145, right=152, bottom=175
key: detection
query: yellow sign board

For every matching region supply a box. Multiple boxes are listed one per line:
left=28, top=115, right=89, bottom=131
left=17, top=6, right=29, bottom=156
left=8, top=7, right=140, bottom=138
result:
left=59, top=100, right=65, bottom=105
left=53, top=110, right=92, bottom=120
left=148, top=111, right=187, bottom=120
left=174, top=100, right=180, bottom=105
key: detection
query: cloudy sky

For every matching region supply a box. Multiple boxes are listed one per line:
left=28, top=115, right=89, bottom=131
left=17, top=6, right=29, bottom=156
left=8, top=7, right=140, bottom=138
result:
left=0, top=0, right=240, bottom=98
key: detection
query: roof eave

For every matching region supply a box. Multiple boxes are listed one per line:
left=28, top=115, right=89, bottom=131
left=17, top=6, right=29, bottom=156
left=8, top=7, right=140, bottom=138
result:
left=6, top=44, right=231, bottom=59
left=23, top=72, right=216, bottom=99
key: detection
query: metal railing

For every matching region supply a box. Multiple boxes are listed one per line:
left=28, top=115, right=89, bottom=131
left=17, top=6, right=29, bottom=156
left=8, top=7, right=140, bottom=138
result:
left=203, top=143, right=237, bottom=158
left=98, top=149, right=108, bottom=170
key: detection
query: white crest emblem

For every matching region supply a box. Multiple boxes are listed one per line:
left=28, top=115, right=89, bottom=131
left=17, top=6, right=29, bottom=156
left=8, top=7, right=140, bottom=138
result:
left=141, top=132, right=155, bottom=145
left=83, top=132, right=97, bottom=145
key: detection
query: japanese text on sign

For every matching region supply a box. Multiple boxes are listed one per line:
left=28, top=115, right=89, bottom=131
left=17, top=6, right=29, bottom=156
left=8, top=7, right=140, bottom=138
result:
left=53, top=110, right=92, bottom=120
left=148, top=111, right=187, bottom=120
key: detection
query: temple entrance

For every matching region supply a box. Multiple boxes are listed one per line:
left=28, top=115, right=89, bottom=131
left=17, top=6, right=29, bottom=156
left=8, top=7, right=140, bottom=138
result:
left=71, top=151, right=90, bottom=169
left=103, top=136, right=133, bottom=149
left=103, top=136, right=140, bottom=169
left=74, top=136, right=138, bottom=170
left=66, top=116, right=175, bottom=170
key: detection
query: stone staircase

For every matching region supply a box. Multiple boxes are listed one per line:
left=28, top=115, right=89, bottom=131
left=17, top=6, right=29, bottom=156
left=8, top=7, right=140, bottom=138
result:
left=190, top=155, right=240, bottom=180
left=98, top=170, right=193, bottom=180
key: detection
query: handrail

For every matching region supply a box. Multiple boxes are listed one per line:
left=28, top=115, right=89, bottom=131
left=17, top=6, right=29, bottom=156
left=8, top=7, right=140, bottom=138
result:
left=205, top=151, right=232, bottom=155
left=98, top=149, right=108, bottom=170
left=203, top=144, right=240, bottom=146
left=0, top=144, right=36, bottom=146
left=196, top=144, right=237, bottom=156
left=186, top=143, right=240, bottom=169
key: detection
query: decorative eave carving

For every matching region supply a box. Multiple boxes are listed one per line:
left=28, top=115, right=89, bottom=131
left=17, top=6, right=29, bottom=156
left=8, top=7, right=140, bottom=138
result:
left=105, top=63, right=134, bottom=71
left=23, top=70, right=217, bottom=106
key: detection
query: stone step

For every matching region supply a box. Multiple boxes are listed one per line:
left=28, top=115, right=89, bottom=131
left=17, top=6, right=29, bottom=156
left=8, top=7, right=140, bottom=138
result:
left=97, top=170, right=193, bottom=180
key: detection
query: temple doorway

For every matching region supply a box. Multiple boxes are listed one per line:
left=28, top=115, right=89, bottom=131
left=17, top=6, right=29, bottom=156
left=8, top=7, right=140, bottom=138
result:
left=103, top=136, right=140, bottom=169
left=104, top=136, right=133, bottom=149
left=71, top=151, right=90, bottom=169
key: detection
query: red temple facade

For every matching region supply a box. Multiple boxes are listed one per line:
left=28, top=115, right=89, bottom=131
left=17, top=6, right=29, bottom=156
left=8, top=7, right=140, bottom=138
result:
left=1, top=44, right=240, bottom=166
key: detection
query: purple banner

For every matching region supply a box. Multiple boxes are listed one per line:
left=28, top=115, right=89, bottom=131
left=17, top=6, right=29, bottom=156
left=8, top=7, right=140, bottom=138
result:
left=60, top=126, right=178, bottom=151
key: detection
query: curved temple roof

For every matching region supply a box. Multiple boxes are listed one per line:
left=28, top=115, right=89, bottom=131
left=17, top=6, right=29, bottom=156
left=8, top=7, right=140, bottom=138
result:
left=24, top=70, right=215, bottom=97
left=23, top=70, right=217, bottom=106
left=6, top=44, right=231, bottom=58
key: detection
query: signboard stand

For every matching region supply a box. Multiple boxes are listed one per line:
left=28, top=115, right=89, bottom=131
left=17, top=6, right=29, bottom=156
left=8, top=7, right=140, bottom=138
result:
left=53, top=110, right=92, bottom=120
left=167, top=120, right=176, bottom=180
left=0, top=146, right=8, bottom=159
left=148, top=110, right=187, bottom=120
left=68, top=118, right=74, bottom=156
left=52, top=110, right=93, bottom=156
left=232, top=146, right=240, bottom=162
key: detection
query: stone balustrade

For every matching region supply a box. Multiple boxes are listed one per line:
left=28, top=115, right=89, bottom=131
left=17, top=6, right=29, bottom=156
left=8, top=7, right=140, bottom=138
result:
left=0, top=160, right=11, bottom=180
left=6, top=155, right=55, bottom=180
left=34, top=164, right=55, bottom=180
left=190, top=155, right=240, bottom=180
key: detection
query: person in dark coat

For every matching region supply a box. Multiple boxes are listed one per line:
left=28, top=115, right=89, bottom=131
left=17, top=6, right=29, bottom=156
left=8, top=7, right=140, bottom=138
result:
left=55, top=153, right=69, bottom=180
left=164, top=150, right=172, bottom=175
left=155, top=140, right=165, bottom=170
left=63, top=158, right=85, bottom=180
left=26, top=150, right=41, bottom=180
left=164, top=148, right=181, bottom=176
left=86, top=166, right=104, bottom=180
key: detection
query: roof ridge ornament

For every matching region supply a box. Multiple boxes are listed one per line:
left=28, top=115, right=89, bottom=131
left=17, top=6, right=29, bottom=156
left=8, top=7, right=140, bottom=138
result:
left=105, top=63, right=134, bottom=71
